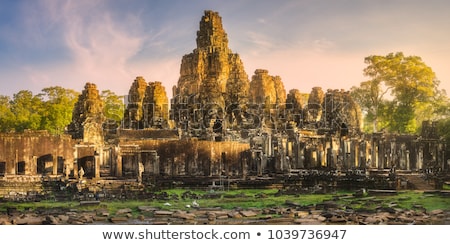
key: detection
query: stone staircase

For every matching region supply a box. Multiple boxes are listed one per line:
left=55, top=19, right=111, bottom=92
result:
left=403, top=174, right=435, bottom=190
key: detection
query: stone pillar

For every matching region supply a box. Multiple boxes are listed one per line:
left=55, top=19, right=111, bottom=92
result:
left=52, top=150, right=58, bottom=175
left=98, top=147, right=104, bottom=167
left=154, top=154, right=160, bottom=175
left=116, top=152, right=123, bottom=177
left=74, top=146, right=79, bottom=178
left=406, top=150, right=410, bottom=171
left=261, top=154, right=267, bottom=175
left=319, top=146, right=325, bottom=167
left=287, top=141, right=292, bottom=157
left=13, top=149, right=18, bottom=175
left=23, top=154, right=30, bottom=175
left=311, top=150, right=317, bottom=168
left=417, top=146, right=423, bottom=170
left=137, top=151, right=142, bottom=177
left=374, top=144, right=379, bottom=169
left=94, top=151, right=100, bottom=179
left=298, top=145, right=304, bottom=169
left=32, top=156, right=38, bottom=175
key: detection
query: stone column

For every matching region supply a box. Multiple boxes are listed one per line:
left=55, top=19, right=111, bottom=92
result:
left=374, top=144, right=379, bottom=169
left=311, top=150, right=317, bottom=168
left=116, top=151, right=123, bottom=177
left=23, top=154, right=30, bottom=175
left=52, top=150, right=58, bottom=175
left=417, top=146, right=423, bottom=170
left=154, top=154, right=160, bottom=175
left=32, top=156, right=38, bottom=175
left=298, top=145, right=304, bottom=169
left=319, top=146, right=325, bottom=167
left=94, top=151, right=100, bottom=179
left=137, top=151, right=143, bottom=178
left=98, top=147, right=104, bottom=167
left=406, top=150, right=410, bottom=171
left=13, top=149, right=18, bottom=175
left=73, top=146, right=79, bottom=179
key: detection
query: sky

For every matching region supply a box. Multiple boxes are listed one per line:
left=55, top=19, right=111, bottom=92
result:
left=1, top=0, right=450, bottom=99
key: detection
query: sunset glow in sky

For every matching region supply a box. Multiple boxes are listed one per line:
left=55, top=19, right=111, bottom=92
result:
left=1, top=0, right=449, bottom=98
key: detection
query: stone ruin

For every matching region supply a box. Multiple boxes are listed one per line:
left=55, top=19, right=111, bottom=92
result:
left=0, top=10, right=449, bottom=199
left=171, top=10, right=251, bottom=140
left=68, top=82, right=104, bottom=145
left=122, top=77, right=170, bottom=130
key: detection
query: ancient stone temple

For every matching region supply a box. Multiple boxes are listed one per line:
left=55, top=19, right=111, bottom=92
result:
left=123, top=77, right=170, bottom=129
left=249, top=69, right=287, bottom=129
left=122, top=77, right=169, bottom=129
left=321, top=89, right=363, bottom=134
left=68, top=82, right=104, bottom=145
left=286, top=89, right=307, bottom=128
left=123, top=76, right=148, bottom=129
left=171, top=10, right=250, bottom=138
left=0, top=10, right=448, bottom=199
left=143, top=81, right=169, bottom=129
left=305, top=87, right=325, bottom=124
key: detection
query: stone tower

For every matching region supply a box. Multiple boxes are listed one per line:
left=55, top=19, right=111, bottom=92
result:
left=68, top=82, right=105, bottom=145
left=249, top=69, right=286, bottom=106
left=249, top=69, right=287, bottom=129
left=123, top=77, right=170, bottom=129
left=123, top=76, right=148, bottom=129
left=143, top=81, right=169, bottom=128
left=172, top=10, right=250, bottom=136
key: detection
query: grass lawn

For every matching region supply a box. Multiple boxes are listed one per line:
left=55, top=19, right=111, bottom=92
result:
left=1, top=189, right=449, bottom=216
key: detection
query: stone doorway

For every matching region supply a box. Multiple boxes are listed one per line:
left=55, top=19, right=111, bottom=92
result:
left=122, top=154, right=138, bottom=178
left=17, top=161, right=25, bottom=175
left=0, top=162, right=5, bottom=176
left=78, top=156, right=95, bottom=179
left=37, top=154, right=53, bottom=175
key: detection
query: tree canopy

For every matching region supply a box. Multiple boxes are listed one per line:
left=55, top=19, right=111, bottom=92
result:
left=101, top=89, right=125, bottom=130
left=351, top=52, right=445, bottom=134
left=0, top=87, right=79, bottom=134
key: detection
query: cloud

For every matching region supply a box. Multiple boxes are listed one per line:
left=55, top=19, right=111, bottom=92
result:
left=0, top=0, right=150, bottom=96
left=2, top=0, right=449, bottom=99
left=55, top=2, right=144, bottom=78
left=18, top=0, right=197, bottom=96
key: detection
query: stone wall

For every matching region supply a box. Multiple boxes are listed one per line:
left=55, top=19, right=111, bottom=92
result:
left=0, top=131, right=75, bottom=176
left=118, top=139, right=251, bottom=177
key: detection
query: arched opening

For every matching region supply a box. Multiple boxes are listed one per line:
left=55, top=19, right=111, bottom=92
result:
left=37, top=154, right=53, bottom=175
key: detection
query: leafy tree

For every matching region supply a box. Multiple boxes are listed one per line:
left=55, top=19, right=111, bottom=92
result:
left=39, top=86, right=79, bottom=134
left=101, top=90, right=124, bottom=130
left=0, top=95, right=15, bottom=132
left=354, top=52, right=442, bottom=134
left=9, top=90, right=43, bottom=132
left=350, top=80, right=389, bottom=132
left=415, top=88, right=450, bottom=132
left=1, top=87, right=79, bottom=134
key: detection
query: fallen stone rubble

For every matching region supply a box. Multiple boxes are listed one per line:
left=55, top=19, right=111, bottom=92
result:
left=1, top=204, right=448, bottom=225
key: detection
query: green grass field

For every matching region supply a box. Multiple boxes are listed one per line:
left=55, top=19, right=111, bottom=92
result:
left=1, top=189, right=449, bottom=217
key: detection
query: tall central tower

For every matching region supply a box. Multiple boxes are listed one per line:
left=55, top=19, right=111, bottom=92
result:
left=196, top=10, right=229, bottom=51
left=172, top=10, right=250, bottom=138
